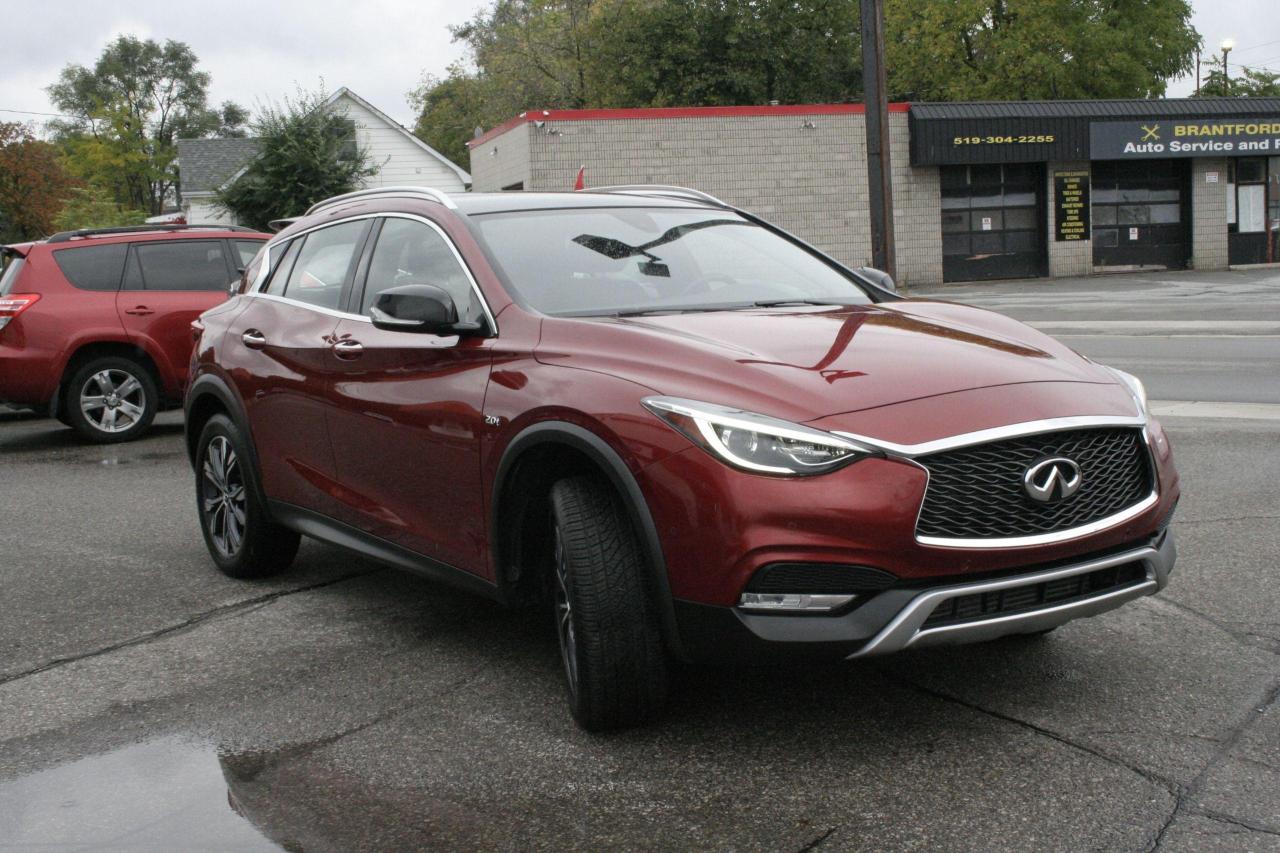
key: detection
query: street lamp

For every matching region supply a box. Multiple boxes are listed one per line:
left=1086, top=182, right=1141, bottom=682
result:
left=1221, top=38, right=1235, bottom=94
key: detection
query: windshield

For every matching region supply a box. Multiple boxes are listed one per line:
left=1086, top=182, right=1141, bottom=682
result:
left=472, top=208, right=872, bottom=316
left=0, top=255, right=25, bottom=296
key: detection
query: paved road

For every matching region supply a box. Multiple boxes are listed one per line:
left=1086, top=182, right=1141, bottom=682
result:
left=913, top=267, right=1280, bottom=406
left=2, top=270, right=1279, bottom=851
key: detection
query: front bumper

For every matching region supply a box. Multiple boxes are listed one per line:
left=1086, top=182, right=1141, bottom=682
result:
left=673, top=530, right=1175, bottom=662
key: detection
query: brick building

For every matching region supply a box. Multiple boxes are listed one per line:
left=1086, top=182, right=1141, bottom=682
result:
left=468, top=98, right=1280, bottom=287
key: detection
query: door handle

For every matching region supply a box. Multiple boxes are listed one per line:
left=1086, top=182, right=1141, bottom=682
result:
left=124, top=306, right=154, bottom=316
left=241, top=329, right=267, bottom=350
left=332, top=339, right=363, bottom=360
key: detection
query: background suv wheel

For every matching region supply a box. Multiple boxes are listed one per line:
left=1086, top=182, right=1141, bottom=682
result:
left=65, top=357, right=157, bottom=443
left=196, top=414, right=300, bottom=579
left=549, top=476, right=668, bottom=731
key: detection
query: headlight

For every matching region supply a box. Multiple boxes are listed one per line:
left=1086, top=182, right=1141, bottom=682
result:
left=1102, top=366, right=1148, bottom=416
left=642, top=397, right=877, bottom=476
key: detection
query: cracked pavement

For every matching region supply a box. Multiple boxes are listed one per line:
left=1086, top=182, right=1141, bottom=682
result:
left=3, top=271, right=1280, bottom=851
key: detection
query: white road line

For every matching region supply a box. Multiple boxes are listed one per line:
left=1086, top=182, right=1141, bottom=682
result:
left=1150, top=400, right=1280, bottom=420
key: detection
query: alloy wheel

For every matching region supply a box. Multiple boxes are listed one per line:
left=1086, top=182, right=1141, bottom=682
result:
left=79, top=369, right=146, bottom=434
left=202, top=435, right=247, bottom=558
left=553, top=526, right=579, bottom=696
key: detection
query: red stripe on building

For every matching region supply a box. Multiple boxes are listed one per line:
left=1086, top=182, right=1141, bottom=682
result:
left=468, top=103, right=912, bottom=149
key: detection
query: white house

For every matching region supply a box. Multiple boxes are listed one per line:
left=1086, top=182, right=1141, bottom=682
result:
left=176, top=87, right=471, bottom=225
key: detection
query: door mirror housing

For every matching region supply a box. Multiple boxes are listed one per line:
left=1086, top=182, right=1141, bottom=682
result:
left=369, top=284, right=481, bottom=335
left=855, top=266, right=896, bottom=294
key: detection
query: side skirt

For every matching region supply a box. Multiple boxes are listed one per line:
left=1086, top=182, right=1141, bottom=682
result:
left=267, top=500, right=502, bottom=602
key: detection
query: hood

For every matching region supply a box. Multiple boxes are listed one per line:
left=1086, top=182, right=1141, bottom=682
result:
left=536, top=301, right=1120, bottom=423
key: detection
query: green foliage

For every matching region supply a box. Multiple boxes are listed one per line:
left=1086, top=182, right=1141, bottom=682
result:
left=52, top=186, right=148, bottom=233
left=48, top=35, right=247, bottom=215
left=412, top=0, right=1202, bottom=160
left=411, top=65, right=489, bottom=169
left=883, top=0, right=1201, bottom=100
left=0, top=123, right=76, bottom=242
left=1198, top=56, right=1280, bottom=97
left=216, top=88, right=377, bottom=231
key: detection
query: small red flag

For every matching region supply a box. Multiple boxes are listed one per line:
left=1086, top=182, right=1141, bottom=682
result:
left=573, top=165, right=586, bottom=191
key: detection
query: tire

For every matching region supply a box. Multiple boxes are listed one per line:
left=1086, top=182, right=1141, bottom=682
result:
left=65, top=356, right=158, bottom=443
left=549, top=476, right=668, bottom=731
left=195, top=413, right=300, bottom=579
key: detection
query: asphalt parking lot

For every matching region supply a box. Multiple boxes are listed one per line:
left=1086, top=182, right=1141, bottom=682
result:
left=2, top=270, right=1279, bottom=851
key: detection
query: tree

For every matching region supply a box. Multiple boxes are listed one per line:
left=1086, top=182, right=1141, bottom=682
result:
left=1198, top=56, right=1280, bottom=97
left=882, top=0, right=1201, bottom=101
left=411, top=65, right=489, bottom=169
left=0, top=123, right=75, bottom=242
left=52, top=186, right=148, bottom=233
left=216, top=88, right=376, bottom=231
left=48, top=35, right=247, bottom=215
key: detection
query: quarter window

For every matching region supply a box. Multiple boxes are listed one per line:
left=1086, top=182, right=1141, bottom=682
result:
left=130, top=241, right=233, bottom=291
left=52, top=244, right=127, bottom=292
left=233, top=240, right=266, bottom=268
left=360, top=218, right=478, bottom=319
left=281, top=221, right=368, bottom=310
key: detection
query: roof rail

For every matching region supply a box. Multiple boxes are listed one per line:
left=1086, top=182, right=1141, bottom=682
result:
left=305, top=185, right=458, bottom=216
left=45, top=224, right=260, bottom=243
left=583, top=185, right=732, bottom=208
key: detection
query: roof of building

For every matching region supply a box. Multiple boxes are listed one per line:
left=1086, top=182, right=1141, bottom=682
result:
left=175, top=138, right=260, bottom=195
left=177, top=88, right=470, bottom=198
left=910, top=97, right=1280, bottom=120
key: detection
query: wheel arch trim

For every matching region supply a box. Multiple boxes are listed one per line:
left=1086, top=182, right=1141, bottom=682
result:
left=184, top=371, right=272, bottom=517
left=492, top=420, right=687, bottom=660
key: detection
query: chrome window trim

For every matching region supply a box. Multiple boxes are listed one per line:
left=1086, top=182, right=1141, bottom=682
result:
left=848, top=544, right=1161, bottom=658
left=251, top=212, right=498, bottom=335
left=245, top=291, right=371, bottom=322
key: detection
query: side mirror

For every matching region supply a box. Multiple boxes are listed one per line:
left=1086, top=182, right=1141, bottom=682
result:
left=855, top=266, right=896, bottom=294
left=370, top=284, right=471, bottom=334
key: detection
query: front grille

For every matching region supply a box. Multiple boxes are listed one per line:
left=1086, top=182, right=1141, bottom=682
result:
left=921, top=561, right=1149, bottom=629
left=915, top=428, right=1152, bottom=540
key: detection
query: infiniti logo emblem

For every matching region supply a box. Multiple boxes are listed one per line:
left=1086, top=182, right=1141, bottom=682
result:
left=1023, top=457, right=1083, bottom=503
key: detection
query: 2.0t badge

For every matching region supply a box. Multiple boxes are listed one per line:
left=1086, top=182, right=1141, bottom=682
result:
left=1023, top=457, right=1083, bottom=503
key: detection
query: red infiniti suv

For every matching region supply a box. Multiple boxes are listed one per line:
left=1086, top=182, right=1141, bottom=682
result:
left=186, top=186, right=1179, bottom=730
left=0, top=225, right=267, bottom=442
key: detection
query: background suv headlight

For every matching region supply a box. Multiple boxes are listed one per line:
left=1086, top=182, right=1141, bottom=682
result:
left=642, top=397, right=877, bottom=476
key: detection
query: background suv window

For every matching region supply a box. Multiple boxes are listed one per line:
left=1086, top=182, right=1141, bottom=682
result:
left=282, top=220, right=367, bottom=310
left=360, top=217, right=478, bottom=319
left=128, top=241, right=233, bottom=291
left=52, top=244, right=128, bottom=291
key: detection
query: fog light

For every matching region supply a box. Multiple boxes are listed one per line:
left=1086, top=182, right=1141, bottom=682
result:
left=738, top=592, right=857, bottom=612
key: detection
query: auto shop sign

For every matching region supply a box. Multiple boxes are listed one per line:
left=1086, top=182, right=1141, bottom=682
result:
left=1091, top=119, right=1280, bottom=158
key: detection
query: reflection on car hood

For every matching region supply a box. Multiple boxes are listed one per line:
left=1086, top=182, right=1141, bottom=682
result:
left=537, top=300, right=1121, bottom=423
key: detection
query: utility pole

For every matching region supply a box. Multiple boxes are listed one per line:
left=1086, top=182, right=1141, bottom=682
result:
left=861, top=0, right=896, bottom=278
left=1221, top=38, right=1235, bottom=95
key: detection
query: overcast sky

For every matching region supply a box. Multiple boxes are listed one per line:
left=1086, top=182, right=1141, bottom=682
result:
left=0, top=0, right=1275, bottom=135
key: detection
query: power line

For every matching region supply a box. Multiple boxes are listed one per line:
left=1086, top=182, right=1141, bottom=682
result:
left=0, top=107, right=78, bottom=119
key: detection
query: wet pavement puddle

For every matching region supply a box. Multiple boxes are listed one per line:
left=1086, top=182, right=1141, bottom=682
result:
left=0, top=737, right=280, bottom=851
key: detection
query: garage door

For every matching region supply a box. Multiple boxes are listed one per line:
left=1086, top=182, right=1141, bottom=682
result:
left=941, top=164, right=1046, bottom=282
left=1091, top=160, right=1190, bottom=270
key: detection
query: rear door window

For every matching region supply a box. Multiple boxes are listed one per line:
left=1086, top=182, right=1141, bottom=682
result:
left=129, top=240, right=234, bottom=291
left=52, top=244, right=128, bottom=291
left=281, top=220, right=368, bottom=310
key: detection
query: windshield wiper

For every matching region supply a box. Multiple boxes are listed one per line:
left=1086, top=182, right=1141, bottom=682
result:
left=751, top=299, right=846, bottom=308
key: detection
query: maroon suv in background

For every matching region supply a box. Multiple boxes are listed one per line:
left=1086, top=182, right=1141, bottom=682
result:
left=186, top=186, right=1178, bottom=730
left=0, top=225, right=267, bottom=442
